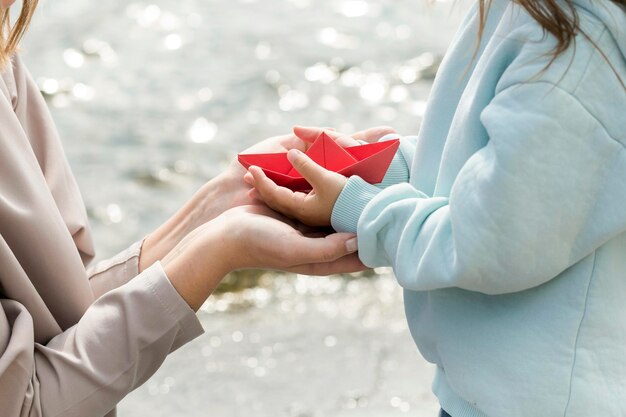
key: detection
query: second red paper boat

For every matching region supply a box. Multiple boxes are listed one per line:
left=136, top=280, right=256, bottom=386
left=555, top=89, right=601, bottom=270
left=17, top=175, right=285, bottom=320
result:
left=238, top=132, right=400, bottom=192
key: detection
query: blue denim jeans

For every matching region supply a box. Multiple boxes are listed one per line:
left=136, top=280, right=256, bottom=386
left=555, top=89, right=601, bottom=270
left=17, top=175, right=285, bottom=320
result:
left=440, top=410, right=452, bottom=417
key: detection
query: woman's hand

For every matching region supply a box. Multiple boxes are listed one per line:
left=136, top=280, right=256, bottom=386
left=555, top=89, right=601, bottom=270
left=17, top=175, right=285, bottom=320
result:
left=245, top=148, right=348, bottom=227
left=139, top=131, right=315, bottom=271
left=161, top=205, right=364, bottom=311
left=218, top=205, right=360, bottom=272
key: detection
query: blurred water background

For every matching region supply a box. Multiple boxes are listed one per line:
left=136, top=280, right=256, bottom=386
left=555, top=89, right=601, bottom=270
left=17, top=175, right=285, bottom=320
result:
left=20, top=0, right=469, bottom=415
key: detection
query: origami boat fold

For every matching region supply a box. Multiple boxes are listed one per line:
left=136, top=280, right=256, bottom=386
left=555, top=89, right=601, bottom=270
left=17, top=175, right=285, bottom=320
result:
left=238, top=132, right=400, bottom=192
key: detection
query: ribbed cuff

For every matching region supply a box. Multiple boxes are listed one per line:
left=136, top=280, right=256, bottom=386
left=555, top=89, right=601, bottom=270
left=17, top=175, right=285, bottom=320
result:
left=397, top=135, right=417, bottom=162
left=355, top=134, right=409, bottom=189
left=432, top=367, right=489, bottom=417
left=376, top=134, right=410, bottom=189
left=143, top=262, right=204, bottom=351
left=377, top=151, right=410, bottom=188
left=331, top=176, right=382, bottom=233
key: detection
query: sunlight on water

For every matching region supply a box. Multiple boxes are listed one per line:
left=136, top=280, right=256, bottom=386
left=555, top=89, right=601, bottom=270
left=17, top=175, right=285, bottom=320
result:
left=337, top=1, right=372, bottom=18
left=188, top=117, right=218, bottom=143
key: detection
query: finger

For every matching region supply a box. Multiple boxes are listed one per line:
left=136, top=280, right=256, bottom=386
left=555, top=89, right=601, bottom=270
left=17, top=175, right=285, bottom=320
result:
left=293, top=126, right=335, bottom=143
left=280, top=133, right=309, bottom=152
left=287, top=232, right=358, bottom=265
left=288, top=253, right=367, bottom=276
left=300, top=128, right=359, bottom=148
left=293, top=126, right=357, bottom=148
left=351, top=126, right=397, bottom=143
left=249, top=166, right=304, bottom=217
left=243, top=172, right=254, bottom=185
left=293, top=126, right=323, bottom=143
left=247, top=188, right=262, bottom=202
left=323, top=130, right=361, bottom=147
left=287, top=149, right=333, bottom=190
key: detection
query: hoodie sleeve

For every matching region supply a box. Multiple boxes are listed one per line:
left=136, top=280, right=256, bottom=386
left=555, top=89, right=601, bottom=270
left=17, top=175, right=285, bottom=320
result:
left=331, top=81, right=626, bottom=294
left=331, top=134, right=417, bottom=231
left=372, top=133, right=418, bottom=189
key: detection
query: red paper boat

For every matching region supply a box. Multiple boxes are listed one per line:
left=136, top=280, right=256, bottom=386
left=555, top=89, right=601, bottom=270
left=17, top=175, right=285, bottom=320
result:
left=238, top=132, right=400, bottom=192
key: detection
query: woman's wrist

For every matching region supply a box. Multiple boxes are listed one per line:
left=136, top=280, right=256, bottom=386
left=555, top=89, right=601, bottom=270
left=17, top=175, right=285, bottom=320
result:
left=161, top=217, right=236, bottom=311
left=139, top=170, right=249, bottom=272
left=176, top=168, right=251, bottom=237
left=139, top=203, right=195, bottom=272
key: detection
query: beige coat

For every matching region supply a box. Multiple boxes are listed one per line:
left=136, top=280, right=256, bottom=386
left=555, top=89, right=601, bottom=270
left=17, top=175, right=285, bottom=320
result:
left=0, top=55, right=204, bottom=417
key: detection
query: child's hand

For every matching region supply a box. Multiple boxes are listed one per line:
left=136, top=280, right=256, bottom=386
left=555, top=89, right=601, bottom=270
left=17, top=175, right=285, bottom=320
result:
left=244, top=148, right=347, bottom=227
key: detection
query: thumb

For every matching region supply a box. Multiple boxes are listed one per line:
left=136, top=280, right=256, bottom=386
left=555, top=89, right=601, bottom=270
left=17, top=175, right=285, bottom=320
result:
left=287, top=149, right=330, bottom=190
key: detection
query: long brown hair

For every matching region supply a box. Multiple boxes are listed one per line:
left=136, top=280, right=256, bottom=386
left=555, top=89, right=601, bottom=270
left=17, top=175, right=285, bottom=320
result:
left=0, top=0, right=39, bottom=67
left=477, top=0, right=626, bottom=78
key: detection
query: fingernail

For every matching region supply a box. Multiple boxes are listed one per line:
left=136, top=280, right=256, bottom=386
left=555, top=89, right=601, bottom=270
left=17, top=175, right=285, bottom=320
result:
left=287, top=149, right=302, bottom=163
left=346, top=237, right=358, bottom=253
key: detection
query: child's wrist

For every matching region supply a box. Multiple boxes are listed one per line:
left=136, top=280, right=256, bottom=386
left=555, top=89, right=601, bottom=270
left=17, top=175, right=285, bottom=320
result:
left=331, top=175, right=383, bottom=233
left=327, top=176, right=348, bottom=224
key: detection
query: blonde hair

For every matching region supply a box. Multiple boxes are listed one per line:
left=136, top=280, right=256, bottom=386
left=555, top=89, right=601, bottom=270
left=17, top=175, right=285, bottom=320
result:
left=0, top=0, right=39, bottom=66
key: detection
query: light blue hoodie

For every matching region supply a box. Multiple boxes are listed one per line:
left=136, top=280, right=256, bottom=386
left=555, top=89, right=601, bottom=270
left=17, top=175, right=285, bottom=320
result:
left=331, top=0, right=626, bottom=416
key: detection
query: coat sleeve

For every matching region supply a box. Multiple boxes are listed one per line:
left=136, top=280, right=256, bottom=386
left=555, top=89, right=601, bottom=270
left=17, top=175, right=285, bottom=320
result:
left=0, top=262, right=204, bottom=417
left=86, top=240, right=145, bottom=299
left=331, top=82, right=626, bottom=294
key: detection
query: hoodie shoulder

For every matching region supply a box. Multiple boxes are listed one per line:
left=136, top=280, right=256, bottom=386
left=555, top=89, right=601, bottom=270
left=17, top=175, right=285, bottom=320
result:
left=571, top=2, right=626, bottom=143
left=571, top=25, right=626, bottom=144
left=493, top=1, right=626, bottom=143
